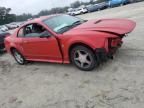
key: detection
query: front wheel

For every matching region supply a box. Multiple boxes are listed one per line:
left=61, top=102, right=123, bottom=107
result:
left=12, top=49, right=27, bottom=65
left=70, top=46, right=98, bottom=71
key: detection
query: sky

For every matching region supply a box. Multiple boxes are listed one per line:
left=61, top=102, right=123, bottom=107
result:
left=0, top=0, right=89, bottom=15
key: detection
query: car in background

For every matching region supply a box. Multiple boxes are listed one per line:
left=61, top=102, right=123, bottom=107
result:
left=12, top=22, right=21, bottom=27
left=0, top=30, right=10, bottom=52
left=13, top=21, right=26, bottom=27
left=68, top=8, right=80, bottom=16
left=18, top=21, right=26, bottom=26
left=6, top=24, right=15, bottom=30
left=135, top=0, right=144, bottom=2
left=86, top=4, right=101, bottom=12
left=98, top=2, right=109, bottom=10
left=108, top=0, right=130, bottom=7
left=0, top=25, right=9, bottom=32
left=68, top=7, right=88, bottom=16
left=78, top=7, right=88, bottom=14
left=6, top=23, right=18, bottom=30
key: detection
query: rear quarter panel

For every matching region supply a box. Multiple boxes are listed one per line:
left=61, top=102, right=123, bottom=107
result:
left=5, top=30, right=23, bottom=54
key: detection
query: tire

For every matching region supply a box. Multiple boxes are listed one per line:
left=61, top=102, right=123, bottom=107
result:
left=70, top=45, right=98, bottom=71
left=12, top=49, right=27, bottom=65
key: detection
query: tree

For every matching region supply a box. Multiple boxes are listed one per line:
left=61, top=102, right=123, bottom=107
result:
left=70, top=1, right=81, bottom=8
left=90, top=0, right=94, bottom=4
left=37, top=6, right=69, bottom=17
left=16, top=13, right=33, bottom=21
left=0, top=7, right=16, bottom=25
left=96, top=0, right=109, bottom=3
left=38, top=10, right=50, bottom=16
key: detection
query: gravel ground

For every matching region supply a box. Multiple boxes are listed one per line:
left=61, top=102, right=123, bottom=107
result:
left=0, top=2, right=144, bottom=108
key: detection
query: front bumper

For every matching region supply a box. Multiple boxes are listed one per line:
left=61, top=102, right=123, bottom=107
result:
left=95, top=40, right=123, bottom=62
left=95, top=48, right=108, bottom=62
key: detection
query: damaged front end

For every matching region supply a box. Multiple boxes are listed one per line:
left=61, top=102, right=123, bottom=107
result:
left=95, top=34, right=128, bottom=62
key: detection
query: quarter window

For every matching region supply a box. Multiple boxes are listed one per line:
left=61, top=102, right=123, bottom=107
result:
left=18, top=27, right=24, bottom=37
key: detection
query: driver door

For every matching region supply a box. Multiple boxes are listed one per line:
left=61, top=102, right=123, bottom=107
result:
left=18, top=23, right=62, bottom=63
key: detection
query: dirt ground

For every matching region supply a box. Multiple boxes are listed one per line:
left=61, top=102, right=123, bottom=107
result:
left=0, top=2, right=144, bottom=108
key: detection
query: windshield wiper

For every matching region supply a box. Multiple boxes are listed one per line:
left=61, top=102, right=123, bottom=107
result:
left=57, top=25, right=72, bottom=34
left=71, top=20, right=83, bottom=27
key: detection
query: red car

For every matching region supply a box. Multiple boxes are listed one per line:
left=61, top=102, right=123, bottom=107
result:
left=5, top=15, right=136, bottom=71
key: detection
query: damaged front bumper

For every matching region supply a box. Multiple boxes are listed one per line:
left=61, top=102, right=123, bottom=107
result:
left=95, top=38, right=123, bottom=62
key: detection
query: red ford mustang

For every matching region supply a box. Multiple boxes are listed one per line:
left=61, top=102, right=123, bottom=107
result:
left=5, top=14, right=136, bottom=71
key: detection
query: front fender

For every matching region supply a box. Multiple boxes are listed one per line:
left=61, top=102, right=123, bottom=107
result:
left=62, top=35, right=107, bottom=63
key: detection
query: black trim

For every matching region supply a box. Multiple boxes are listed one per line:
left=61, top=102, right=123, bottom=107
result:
left=54, top=37, right=64, bottom=63
left=17, top=23, right=54, bottom=38
left=95, top=48, right=108, bottom=62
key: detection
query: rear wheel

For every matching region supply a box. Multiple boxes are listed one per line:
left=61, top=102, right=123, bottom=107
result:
left=70, top=45, right=98, bottom=71
left=12, top=49, right=27, bottom=65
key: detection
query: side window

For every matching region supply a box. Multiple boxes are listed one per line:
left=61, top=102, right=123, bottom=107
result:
left=24, top=23, right=49, bottom=38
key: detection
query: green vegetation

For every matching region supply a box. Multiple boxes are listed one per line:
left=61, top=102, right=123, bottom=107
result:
left=0, top=7, right=16, bottom=25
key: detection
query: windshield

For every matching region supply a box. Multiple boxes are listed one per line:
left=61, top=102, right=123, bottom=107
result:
left=43, top=15, right=85, bottom=34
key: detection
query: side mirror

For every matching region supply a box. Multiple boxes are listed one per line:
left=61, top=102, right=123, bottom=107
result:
left=39, top=31, right=52, bottom=38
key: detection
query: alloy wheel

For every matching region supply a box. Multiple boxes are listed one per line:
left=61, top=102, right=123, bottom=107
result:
left=74, top=50, right=92, bottom=69
left=13, top=50, right=25, bottom=64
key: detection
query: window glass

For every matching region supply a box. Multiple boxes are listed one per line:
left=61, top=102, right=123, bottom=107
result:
left=23, top=23, right=50, bottom=38
left=43, top=15, right=84, bottom=34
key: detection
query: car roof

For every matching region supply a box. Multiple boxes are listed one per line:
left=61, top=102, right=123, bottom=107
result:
left=20, top=14, right=62, bottom=27
left=23, top=14, right=60, bottom=26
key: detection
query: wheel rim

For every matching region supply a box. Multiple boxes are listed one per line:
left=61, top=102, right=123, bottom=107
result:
left=74, top=50, right=92, bottom=68
left=13, top=51, right=24, bottom=64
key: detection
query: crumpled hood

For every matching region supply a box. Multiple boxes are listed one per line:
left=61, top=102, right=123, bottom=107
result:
left=67, top=19, right=136, bottom=35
